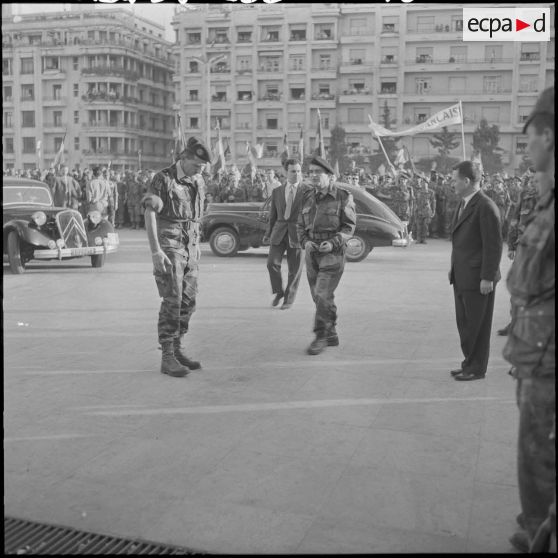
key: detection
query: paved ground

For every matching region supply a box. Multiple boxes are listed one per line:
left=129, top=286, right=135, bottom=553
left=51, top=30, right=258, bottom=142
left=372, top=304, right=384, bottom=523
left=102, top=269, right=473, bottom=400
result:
left=4, top=229, right=521, bottom=554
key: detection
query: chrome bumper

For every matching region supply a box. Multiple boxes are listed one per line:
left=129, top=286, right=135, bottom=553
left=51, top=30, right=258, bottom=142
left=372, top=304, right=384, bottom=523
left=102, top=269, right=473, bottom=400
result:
left=392, top=238, right=409, bottom=247
left=33, top=244, right=118, bottom=259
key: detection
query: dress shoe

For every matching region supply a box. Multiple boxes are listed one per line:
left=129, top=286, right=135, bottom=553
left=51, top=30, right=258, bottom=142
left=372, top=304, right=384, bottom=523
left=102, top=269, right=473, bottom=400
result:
left=280, top=302, right=292, bottom=310
left=450, top=368, right=463, bottom=377
left=307, top=337, right=327, bottom=355
left=326, top=333, right=339, bottom=346
left=509, top=530, right=530, bottom=553
left=272, top=293, right=284, bottom=307
left=454, top=370, right=485, bottom=381
left=497, top=324, right=510, bottom=336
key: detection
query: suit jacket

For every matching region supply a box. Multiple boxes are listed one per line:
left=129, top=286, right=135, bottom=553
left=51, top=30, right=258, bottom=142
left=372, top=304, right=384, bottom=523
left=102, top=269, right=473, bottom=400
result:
left=450, top=190, right=503, bottom=292
left=266, top=182, right=307, bottom=247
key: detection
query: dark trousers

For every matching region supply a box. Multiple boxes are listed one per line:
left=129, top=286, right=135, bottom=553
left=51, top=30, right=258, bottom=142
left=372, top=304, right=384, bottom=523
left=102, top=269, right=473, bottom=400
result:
left=516, top=378, right=556, bottom=540
left=306, top=249, right=345, bottom=337
left=267, top=239, right=303, bottom=305
left=453, top=287, right=496, bottom=375
left=154, top=251, right=198, bottom=344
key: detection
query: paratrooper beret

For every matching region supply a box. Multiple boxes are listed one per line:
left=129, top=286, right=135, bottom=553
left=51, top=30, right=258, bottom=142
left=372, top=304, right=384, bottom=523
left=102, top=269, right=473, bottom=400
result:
left=522, top=86, right=554, bottom=133
left=308, top=156, right=335, bottom=175
left=179, top=137, right=211, bottom=163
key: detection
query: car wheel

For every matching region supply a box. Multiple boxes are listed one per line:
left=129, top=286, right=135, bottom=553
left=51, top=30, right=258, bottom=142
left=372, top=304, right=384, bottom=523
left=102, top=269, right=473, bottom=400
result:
left=209, top=227, right=240, bottom=257
left=91, top=254, right=105, bottom=268
left=8, top=231, right=26, bottom=274
left=345, top=235, right=372, bottom=263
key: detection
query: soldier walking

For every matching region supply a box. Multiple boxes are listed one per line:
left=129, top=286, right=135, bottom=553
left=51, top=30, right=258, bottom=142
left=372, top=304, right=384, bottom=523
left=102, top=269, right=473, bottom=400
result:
left=143, top=137, right=209, bottom=378
left=297, top=156, right=356, bottom=355
left=413, top=174, right=436, bottom=244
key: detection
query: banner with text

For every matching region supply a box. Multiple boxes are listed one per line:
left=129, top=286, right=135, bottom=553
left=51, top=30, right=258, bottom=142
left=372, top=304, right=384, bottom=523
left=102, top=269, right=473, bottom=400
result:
left=368, top=103, right=463, bottom=137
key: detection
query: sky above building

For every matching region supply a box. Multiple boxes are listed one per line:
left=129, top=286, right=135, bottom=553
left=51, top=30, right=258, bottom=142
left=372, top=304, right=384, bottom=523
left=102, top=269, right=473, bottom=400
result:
left=6, top=2, right=177, bottom=41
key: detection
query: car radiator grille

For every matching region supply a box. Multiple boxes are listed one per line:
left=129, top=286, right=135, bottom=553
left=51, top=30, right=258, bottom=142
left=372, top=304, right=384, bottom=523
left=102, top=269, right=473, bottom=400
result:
left=55, top=209, right=89, bottom=249
left=4, top=517, right=205, bottom=555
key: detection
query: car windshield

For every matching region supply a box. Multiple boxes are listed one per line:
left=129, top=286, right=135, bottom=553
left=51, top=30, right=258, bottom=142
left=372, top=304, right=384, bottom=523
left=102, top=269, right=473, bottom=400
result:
left=3, top=186, right=53, bottom=206
left=357, top=189, right=400, bottom=222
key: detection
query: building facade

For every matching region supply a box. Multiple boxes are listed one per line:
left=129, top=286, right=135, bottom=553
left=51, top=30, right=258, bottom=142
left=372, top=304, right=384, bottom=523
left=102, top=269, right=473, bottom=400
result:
left=171, top=2, right=554, bottom=173
left=2, top=5, right=175, bottom=172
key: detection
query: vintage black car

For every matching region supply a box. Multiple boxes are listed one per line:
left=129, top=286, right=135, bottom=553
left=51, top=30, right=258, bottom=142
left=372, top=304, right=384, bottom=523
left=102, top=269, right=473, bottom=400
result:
left=202, top=183, right=408, bottom=263
left=3, top=177, right=119, bottom=274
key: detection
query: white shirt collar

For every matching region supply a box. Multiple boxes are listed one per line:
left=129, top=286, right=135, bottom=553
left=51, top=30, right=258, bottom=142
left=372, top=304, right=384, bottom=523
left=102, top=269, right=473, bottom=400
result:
left=462, top=189, right=479, bottom=208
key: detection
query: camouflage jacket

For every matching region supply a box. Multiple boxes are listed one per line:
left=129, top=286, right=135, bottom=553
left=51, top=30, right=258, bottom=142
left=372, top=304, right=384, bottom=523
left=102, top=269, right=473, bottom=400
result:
left=506, top=185, right=538, bottom=251
left=414, top=187, right=436, bottom=218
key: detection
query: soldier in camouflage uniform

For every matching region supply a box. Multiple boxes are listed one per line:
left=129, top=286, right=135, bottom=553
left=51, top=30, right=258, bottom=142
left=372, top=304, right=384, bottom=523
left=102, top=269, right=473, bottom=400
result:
left=430, top=175, right=446, bottom=238
left=127, top=172, right=144, bottom=229
left=443, top=176, right=460, bottom=239
left=143, top=137, right=209, bottom=378
left=390, top=172, right=413, bottom=223
left=413, top=175, right=436, bottom=243
left=115, top=172, right=128, bottom=229
left=297, top=156, right=356, bottom=356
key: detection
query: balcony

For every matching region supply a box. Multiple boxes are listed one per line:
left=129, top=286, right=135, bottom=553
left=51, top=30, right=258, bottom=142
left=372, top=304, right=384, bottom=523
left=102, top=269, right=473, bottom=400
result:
left=378, top=87, right=397, bottom=95
left=381, top=25, right=398, bottom=35
left=338, top=90, right=372, bottom=103
left=237, top=35, right=252, bottom=44
left=3, top=96, right=13, bottom=104
left=211, top=95, right=228, bottom=105
left=41, top=69, right=66, bottom=80
left=310, top=66, right=337, bottom=77
left=81, top=92, right=135, bottom=105
left=404, top=88, right=512, bottom=101
left=43, top=122, right=66, bottom=131
left=520, top=53, right=541, bottom=62
left=236, top=94, right=253, bottom=102
left=258, top=94, right=283, bottom=102
left=42, top=96, right=67, bottom=105
left=81, top=67, right=140, bottom=81
left=406, top=23, right=462, bottom=35
left=289, top=33, right=307, bottom=42
left=236, top=68, right=253, bottom=75
left=210, top=65, right=231, bottom=74
left=314, top=31, right=335, bottom=42
left=344, top=123, right=373, bottom=134
left=339, top=60, right=374, bottom=74
left=405, top=57, right=514, bottom=68
left=381, top=57, right=398, bottom=66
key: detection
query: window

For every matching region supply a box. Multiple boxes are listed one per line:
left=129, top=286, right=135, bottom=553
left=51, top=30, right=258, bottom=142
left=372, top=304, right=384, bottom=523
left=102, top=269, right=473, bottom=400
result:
left=380, top=81, right=397, bottom=94
left=290, top=87, right=305, bottom=100
left=521, top=44, right=540, bottom=61
left=74, top=111, right=79, bottom=124
left=237, top=90, right=252, bottom=101
left=73, top=56, right=79, bottom=70
left=189, top=89, right=198, bottom=101
left=209, top=28, right=229, bottom=44
left=449, top=46, right=467, bottom=63
left=414, top=109, right=430, bottom=123
left=348, top=79, right=365, bottom=92
left=381, top=47, right=397, bottom=64
left=53, top=111, right=63, bottom=127
left=518, top=106, right=532, bottom=123
left=187, top=32, right=201, bottom=45
left=73, top=84, right=79, bottom=98
left=237, top=56, right=252, bottom=71
left=349, top=49, right=365, bottom=65
left=315, top=24, right=333, bottom=40
left=289, top=55, right=305, bottom=71
left=266, top=117, right=278, bottom=129
left=417, top=15, right=434, bottom=33
left=189, top=60, right=199, bottom=73
left=21, top=84, right=34, bottom=101
left=4, top=85, right=12, bottom=102
left=53, top=84, right=62, bottom=100
left=43, top=56, right=60, bottom=71
left=54, top=137, right=64, bottom=151
left=519, top=75, right=538, bottom=93
left=3, top=58, right=13, bottom=75
left=22, top=111, right=35, bottom=127
left=23, top=137, right=36, bottom=153
left=415, top=77, right=432, bottom=94
left=21, top=57, right=34, bottom=74
left=5, top=137, right=14, bottom=153
left=4, top=111, right=13, bottom=128
left=348, top=107, right=364, bottom=123
left=261, top=26, right=280, bottom=42
left=483, top=75, right=502, bottom=93
left=349, top=18, right=367, bottom=36
left=515, top=138, right=528, bottom=154
left=382, top=16, right=398, bottom=33
left=451, top=16, right=463, bottom=32
left=189, top=117, right=199, bottom=128
left=289, top=25, right=306, bottom=41
left=449, top=76, right=466, bottom=92
left=484, top=45, right=503, bottom=63
left=319, top=54, right=332, bottom=69
left=318, top=84, right=331, bottom=95
left=264, top=143, right=278, bottom=158
left=74, top=137, right=79, bottom=150
left=237, top=30, right=252, bottom=43
left=259, top=56, right=281, bottom=72
left=481, top=106, right=500, bottom=122
left=416, top=47, right=433, bottom=63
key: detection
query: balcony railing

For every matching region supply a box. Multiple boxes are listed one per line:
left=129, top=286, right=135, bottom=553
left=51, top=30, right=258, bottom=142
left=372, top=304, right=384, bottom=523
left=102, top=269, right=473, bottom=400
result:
left=258, top=94, right=282, bottom=101
left=211, top=95, right=228, bottom=102
left=314, top=32, right=334, bottom=40
left=237, top=95, right=252, bottom=101
left=210, top=65, right=231, bottom=73
left=520, top=53, right=540, bottom=61
left=407, top=57, right=514, bottom=65
left=43, top=122, right=65, bottom=128
left=81, top=67, right=141, bottom=81
left=237, top=37, right=252, bottom=43
left=311, top=65, right=335, bottom=72
left=407, top=24, right=462, bottom=34
left=42, top=96, right=67, bottom=103
left=404, top=88, right=512, bottom=96
left=311, top=93, right=336, bottom=100
left=341, top=89, right=370, bottom=95
left=379, top=88, right=397, bottom=94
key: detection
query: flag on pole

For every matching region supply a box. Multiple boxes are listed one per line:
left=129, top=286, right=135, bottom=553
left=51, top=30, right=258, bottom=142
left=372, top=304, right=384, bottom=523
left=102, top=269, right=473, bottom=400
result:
left=280, top=132, right=289, bottom=166
left=333, top=160, right=340, bottom=179
left=36, top=140, right=42, bottom=168
left=315, top=109, right=325, bottom=158
left=211, top=122, right=226, bottom=177
left=53, top=133, right=66, bottom=170
left=394, top=147, right=408, bottom=167
left=138, top=149, right=142, bottom=171
left=403, top=145, right=418, bottom=176
left=298, top=128, right=304, bottom=158
left=368, top=103, right=463, bottom=137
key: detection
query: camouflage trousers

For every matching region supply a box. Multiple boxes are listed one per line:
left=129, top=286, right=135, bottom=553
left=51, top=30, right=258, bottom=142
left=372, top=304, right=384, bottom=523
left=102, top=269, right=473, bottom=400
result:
left=154, top=250, right=198, bottom=344
left=305, top=248, right=345, bottom=337
left=128, top=203, right=142, bottom=226
left=516, top=377, right=556, bottom=540
left=415, top=217, right=431, bottom=242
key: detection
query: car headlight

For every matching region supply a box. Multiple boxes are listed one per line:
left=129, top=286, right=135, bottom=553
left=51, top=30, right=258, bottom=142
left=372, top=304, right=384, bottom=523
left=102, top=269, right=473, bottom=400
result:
left=88, top=210, right=102, bottom=225
left=48, top=240, right=56, bottom=249
left=94, top=237, right=103, bottom=246
left=31, top=211, right=47, bottom=227
left=56, top=238, right=65, bottom=248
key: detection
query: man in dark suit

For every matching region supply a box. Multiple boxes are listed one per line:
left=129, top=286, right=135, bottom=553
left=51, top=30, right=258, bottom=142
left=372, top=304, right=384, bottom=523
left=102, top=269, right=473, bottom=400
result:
left=449, top=160, right=503, bottom=381
left=263, top=158, right=306, bottom=310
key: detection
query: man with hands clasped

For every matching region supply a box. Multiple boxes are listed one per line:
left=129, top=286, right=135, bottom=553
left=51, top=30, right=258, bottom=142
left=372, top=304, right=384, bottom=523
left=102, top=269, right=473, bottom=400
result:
left=296, top=156, right=356, bottom=355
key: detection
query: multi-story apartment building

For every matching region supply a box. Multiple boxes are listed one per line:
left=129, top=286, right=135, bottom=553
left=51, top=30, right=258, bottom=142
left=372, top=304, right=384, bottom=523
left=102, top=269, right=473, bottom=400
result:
left=2, top=5, right=175, bottom=172
left=172, top=3, right=554, bottom=172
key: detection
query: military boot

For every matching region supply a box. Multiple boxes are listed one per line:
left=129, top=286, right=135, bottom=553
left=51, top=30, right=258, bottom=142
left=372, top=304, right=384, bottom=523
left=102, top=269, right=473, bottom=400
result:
left=173, top=338, right=201, bottom=370
left=326, top=329, right=339, bottom=347
left=160, top=341, right=190, bottom=377
left=307, top=336, right=327, bottom=355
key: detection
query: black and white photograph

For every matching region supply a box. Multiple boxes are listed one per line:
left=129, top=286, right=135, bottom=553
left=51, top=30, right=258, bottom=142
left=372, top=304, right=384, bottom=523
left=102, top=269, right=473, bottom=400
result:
left=3, top=1, right=555, bottom=554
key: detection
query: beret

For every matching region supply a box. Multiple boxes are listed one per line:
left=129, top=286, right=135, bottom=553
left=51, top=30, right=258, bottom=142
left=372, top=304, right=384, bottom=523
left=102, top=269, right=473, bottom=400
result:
left=180, top=137, right=211, bottom=163
left=522, top=86, right=554, bottom=133
left=308, top=156, right=335, bottom=175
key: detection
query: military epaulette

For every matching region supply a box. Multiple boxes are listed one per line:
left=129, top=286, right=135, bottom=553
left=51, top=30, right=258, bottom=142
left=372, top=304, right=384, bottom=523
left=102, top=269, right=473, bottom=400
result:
left=335, top=186, right=351, bottom=200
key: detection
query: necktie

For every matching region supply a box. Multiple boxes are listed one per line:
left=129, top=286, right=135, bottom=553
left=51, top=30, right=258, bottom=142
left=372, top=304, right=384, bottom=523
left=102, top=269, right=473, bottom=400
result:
left=457, top=200, right=465, bottom=220
left=284, top=185, right=295, bottom=220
